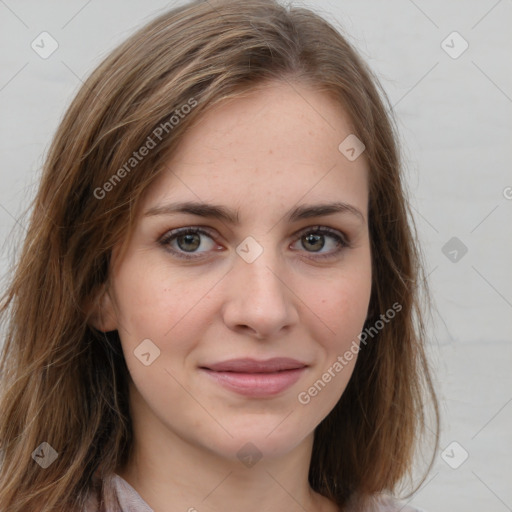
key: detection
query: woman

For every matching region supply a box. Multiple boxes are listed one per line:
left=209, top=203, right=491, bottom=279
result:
left=0, top=0, right=439, bottom=510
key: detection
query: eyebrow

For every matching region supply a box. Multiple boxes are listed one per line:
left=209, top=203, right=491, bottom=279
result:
left=144, top=200, right=365, bottom=224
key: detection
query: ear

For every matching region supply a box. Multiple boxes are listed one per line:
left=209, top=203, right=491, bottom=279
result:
left=85, top=283, right=118, bottom=333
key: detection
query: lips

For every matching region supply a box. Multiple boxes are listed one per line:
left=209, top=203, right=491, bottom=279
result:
left=199, top=358, right=308, bottom=397
left=201, top=357, right=307, bottom=373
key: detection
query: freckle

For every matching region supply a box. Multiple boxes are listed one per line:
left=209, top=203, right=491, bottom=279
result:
left=269, top=149, right=273, bottom=155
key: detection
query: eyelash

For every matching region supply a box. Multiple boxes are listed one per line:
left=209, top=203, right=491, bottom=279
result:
left=158, top=225, right=350, bottom=262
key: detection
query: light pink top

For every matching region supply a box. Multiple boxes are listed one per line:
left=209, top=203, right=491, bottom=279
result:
left=84, top=472, right=425, bottom=511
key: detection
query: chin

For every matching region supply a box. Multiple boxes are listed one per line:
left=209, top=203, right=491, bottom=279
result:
left=196, top=417, right=313, bottom=464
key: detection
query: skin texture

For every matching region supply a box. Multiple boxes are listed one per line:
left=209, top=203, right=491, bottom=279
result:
left=92, top=81, right=372, bottom=512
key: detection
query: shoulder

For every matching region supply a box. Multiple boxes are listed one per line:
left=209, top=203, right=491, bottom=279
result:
left=109, top=473, right=153, bottom=511
left=83, top=471, right=127, bottom=512
left=84, top=472, right=153, bottom=512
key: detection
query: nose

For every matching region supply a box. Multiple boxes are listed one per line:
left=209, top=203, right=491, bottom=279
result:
left=221, top=245, right=299, bottom=340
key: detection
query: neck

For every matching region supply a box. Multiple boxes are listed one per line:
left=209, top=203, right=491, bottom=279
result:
left=117, top=413, right=338, bottom=512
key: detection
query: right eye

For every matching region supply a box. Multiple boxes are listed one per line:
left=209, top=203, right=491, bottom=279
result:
left=159, top=227, right=222, bottom=260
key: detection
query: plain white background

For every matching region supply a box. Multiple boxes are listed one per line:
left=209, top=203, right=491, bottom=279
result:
left=1, top=1, right=511, bottom=510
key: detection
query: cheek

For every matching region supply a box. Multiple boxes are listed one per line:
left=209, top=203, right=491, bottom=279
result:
left=292, top=269, right=371, bottom=420
left=112, top=259, right=221, bottom=354
left=300, top=262, right=372, bottom=347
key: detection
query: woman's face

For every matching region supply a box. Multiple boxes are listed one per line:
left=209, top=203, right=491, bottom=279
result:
left=100, top=81, right=372, bottom=464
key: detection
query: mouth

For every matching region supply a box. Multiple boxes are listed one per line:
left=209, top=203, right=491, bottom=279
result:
left=199, top=358, right=308, bottom=397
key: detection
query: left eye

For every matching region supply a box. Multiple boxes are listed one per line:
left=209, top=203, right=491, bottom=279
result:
left=290, top=227, right=348, bottom=259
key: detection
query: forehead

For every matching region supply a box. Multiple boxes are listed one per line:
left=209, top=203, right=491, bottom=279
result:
left=144, top=81, right=368, bottom=217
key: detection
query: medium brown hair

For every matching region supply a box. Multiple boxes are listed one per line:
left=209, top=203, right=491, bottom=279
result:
left=0, top=0, right=439, bottom=510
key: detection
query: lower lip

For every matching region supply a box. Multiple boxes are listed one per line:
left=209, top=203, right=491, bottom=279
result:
left=200, top=368, right=306, bottom=397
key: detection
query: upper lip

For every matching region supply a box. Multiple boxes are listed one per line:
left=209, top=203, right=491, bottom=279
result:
left=201, top=357, right=307, bottom=373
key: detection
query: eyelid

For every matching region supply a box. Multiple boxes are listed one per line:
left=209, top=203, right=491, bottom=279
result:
left=158, top=226, right=219, bottom=260
left=158, top=224, right=350, bottom=261
left=290, top=225, right=350, bottom=261
left=294, top=225, right=349, bottom=245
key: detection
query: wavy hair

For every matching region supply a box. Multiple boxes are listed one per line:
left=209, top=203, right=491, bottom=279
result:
left=0, top=0, right=439, bottom=510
